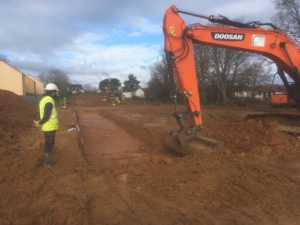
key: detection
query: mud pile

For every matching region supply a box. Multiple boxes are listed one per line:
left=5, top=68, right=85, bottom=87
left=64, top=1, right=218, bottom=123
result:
left=0, top=92, right=299, bottom=225
left=0, top=90, right=37, bottom=147
left=69, top=93, right=106, bottom=106
left=70, top=93, right=139, bottom=107
left=202, top=119, right=300, bottom=154
left=95, top=103, right=300, bottom=155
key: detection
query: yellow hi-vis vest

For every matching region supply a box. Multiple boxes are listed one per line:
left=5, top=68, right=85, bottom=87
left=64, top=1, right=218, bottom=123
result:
left=39, top=96, right=58, bottom=131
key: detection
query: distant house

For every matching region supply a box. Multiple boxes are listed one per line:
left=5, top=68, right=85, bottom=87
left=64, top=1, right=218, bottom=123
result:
left=122, top=86, right=145, bottom=99
left=255, top=84, right=287, bottom=101
left=234, top=84, right=287, bottom=102
left=0, top=60, right=44, bottom=96
left=68, top=84, right=84, bottom=94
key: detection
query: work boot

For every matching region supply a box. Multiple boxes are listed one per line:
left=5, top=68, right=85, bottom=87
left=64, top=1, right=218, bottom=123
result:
left=44, top=153, right=55, bottom=167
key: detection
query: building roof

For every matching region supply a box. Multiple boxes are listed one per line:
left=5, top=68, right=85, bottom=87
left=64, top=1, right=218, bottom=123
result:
left=27, top=74, right=42, bottom=81
left=69, top=84, right=83, bottom=89
left=258, top=84, right=286, bottom=92
left=0, top=60, right=25, bottom=75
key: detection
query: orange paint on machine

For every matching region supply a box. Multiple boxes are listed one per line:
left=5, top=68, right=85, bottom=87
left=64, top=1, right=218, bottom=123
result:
left=271, top=94, right=289, bottom=106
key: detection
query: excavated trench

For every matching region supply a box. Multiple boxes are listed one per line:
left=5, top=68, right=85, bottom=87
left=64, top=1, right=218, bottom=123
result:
left=75, top=108, right=149, bottom=167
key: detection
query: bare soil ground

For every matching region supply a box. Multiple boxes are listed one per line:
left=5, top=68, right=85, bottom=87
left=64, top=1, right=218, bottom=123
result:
left=1, top=91, right=300, bottom=225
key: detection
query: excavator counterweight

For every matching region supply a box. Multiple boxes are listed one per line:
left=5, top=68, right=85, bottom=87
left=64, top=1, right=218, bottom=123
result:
left=163, top=5, right=300, bottom=155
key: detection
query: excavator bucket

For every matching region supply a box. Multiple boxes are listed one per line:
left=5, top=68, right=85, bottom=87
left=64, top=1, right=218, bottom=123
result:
left=163, top=130, right=223, bottom=156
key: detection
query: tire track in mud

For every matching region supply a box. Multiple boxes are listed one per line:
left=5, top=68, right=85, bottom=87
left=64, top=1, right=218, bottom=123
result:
left=76, top=108, right=150, bottom=167
left=75, top=108, right=182, bottom=224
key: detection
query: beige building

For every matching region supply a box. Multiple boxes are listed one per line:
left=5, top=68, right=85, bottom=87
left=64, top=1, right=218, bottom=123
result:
left=24, top=75, right=36, bottom=95
left=0, top=60, right=44, bottom=95
left=27, top=75, right=44, bottom=95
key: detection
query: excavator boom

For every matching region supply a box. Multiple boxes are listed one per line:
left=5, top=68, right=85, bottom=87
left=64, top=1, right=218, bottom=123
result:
left=163, top=5, right=300, bottom=155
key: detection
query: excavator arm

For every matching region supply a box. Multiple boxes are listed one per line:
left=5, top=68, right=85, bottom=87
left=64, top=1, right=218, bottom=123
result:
left=162, top=5, right=300, bottom=155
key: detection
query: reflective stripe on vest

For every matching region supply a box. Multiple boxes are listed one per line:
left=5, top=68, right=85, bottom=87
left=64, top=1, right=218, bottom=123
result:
left=39, top=96, right=59, bottom=131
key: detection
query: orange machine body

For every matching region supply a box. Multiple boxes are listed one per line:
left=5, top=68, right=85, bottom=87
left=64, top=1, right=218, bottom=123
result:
left=271, top=94, right=290, bottom=106
left=163, top=5, right=300, bottom=129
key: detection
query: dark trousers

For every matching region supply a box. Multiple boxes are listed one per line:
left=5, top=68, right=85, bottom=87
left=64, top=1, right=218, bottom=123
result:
left=44, top=130, right=56, bottom=153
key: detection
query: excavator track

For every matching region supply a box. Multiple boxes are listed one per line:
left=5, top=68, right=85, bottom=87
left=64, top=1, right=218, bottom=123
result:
left=245, top=112, right=300, bottom=134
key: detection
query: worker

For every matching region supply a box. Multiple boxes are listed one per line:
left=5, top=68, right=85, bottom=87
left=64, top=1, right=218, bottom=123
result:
left=34, top=83, right=59, bottom=167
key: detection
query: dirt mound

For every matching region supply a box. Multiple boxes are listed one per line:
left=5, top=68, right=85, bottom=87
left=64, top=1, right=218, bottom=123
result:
left=0, top=92, right=299, bottom=225
left=70, top=93, right=142, bottom=107
left=202, top=119, right=299, bottom=154
left=69, top=93, right=106, bottom=106
left=94, top=104, right=299, bottom=156
left=79, top=104, right=300, bottom=224
left=0, top=89, right=37, bottom=147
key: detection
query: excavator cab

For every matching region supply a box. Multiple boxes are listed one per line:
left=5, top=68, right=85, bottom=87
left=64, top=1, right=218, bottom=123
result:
left=163, top=5, right=300, bottom=155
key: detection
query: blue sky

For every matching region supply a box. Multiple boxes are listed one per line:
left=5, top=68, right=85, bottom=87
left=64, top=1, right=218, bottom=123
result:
left=0, top=0, right=276, bottom=88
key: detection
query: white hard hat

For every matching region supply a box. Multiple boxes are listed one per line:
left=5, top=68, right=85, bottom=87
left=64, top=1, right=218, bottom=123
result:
left=44, top=83, right=59, bottom=91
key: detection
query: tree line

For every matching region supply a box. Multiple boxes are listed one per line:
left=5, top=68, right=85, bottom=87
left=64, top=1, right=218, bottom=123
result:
left=146, top=47, right=272, bottom=104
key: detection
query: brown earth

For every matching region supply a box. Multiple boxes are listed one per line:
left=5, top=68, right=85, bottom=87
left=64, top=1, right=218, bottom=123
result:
left=0, top=91, right=300, bottom=225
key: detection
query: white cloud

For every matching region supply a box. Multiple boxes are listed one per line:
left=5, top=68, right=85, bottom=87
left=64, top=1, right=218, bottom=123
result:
left=0, top=0, right=277, bottom=87
left=212, top=0, right=274, bottom=21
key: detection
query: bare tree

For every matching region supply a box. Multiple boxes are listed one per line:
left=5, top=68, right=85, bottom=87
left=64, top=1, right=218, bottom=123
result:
left=38, top=69, right=70, bottom=97
left=194, top=44, right=273, bottom=104
left=195, top=45, right=252, bottom=104
left=239, top=56, right=273, bottom=98
left=272, top=0, right=300, bottom=42
left=147, top=54, right=171, bottom=101
left=0, top=54, right=9, bottom=63
left=194, top=45, right=212, bottom=100
left=149, top=46, right=258, bottom=104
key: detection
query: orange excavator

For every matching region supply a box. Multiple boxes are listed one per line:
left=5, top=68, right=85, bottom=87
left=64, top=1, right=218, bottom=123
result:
left=163, top=5, right=300, bottom=155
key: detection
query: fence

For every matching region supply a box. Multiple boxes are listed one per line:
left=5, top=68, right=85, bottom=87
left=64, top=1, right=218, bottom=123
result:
left=22, top=95, right=43, bottom=104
